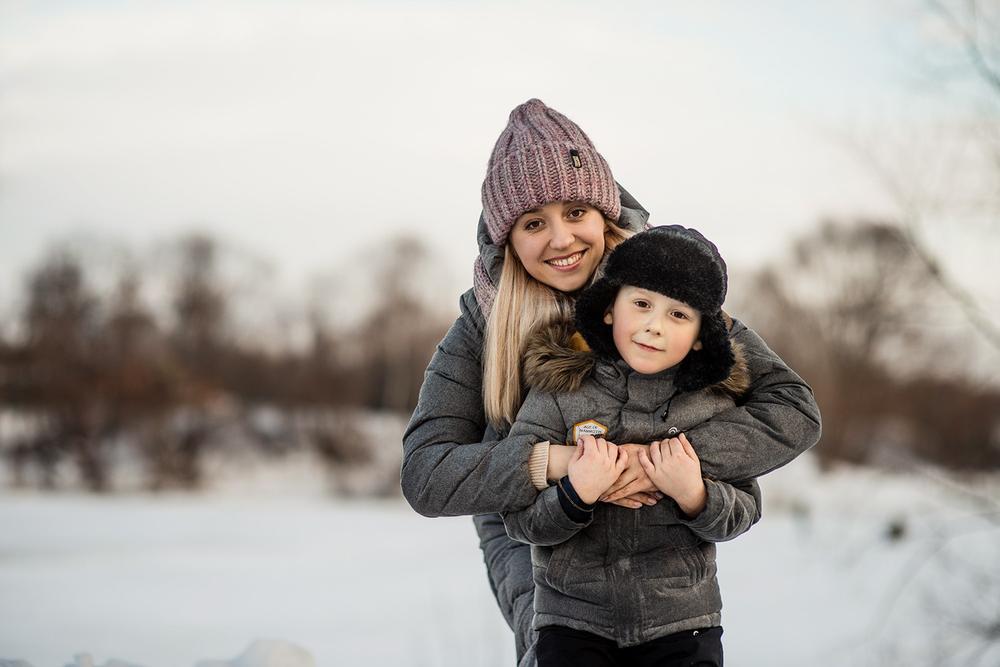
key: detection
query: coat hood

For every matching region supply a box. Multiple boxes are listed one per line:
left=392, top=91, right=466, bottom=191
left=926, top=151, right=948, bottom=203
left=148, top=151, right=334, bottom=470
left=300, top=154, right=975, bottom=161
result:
left=522, top=315, right=750, bottom=398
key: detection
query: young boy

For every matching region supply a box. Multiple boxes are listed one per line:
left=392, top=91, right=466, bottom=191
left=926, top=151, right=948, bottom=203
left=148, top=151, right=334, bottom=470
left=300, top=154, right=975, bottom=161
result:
left=502, top=225, right=760, bottom=667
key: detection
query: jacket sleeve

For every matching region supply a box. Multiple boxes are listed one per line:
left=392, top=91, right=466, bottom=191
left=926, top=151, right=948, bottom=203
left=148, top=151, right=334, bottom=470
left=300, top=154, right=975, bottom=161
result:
left=400, top=290, right=543, bottom=517
left=685, top=320, right=822, bottom=484
left=501, top=390, right=590, bottom=546
left=502, top=485, right=591, bottom=546
left=678, top=478, right=762, bottom=543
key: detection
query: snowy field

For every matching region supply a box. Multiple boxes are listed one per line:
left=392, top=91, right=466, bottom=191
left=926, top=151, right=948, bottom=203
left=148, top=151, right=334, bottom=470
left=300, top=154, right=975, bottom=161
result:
left=1, top=452, right=998, bottom=667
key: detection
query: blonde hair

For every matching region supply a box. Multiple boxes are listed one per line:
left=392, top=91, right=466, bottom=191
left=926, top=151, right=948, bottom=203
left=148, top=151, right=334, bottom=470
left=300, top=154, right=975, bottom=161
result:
left=483, top=221, right=632, bottom=427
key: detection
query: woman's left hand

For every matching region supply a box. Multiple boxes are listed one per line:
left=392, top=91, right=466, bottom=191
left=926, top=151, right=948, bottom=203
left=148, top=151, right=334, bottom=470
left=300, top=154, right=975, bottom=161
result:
left=599, top=443, right=660, bottom=502
left=605, top=491, right=663, bottom=509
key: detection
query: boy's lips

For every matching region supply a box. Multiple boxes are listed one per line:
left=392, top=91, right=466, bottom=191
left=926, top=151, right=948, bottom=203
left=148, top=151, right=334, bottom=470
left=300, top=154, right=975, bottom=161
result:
left=633, top=341, right=663, bottom=352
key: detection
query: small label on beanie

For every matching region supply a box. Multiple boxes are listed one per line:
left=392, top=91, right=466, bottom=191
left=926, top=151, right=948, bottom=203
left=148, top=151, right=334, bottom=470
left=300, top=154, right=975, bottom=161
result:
left=569, top=149, right=582, bottom=168
left=571, top=419, right=608, bottom=443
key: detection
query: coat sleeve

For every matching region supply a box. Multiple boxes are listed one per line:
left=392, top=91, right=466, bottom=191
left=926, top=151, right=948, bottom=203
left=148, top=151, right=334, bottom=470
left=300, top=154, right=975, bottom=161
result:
left=400, top=290, right=542, bottom=517
left=502, top=485, right=591, bottom=546
left=685, top=320, right=822, bottom=484
left=501, top=389, right=589, bottom=546
left=678, top=478, right=762, bottom=543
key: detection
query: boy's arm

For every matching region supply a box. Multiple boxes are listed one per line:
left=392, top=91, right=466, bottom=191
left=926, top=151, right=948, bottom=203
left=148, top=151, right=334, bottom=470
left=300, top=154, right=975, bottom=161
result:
left=685, top=320, right=822, bottom=484
left=502, top=477, right=593, bottom=546
left=678, top=478, right=762, bottom=543
left=502, top=391, right=599, bottom=546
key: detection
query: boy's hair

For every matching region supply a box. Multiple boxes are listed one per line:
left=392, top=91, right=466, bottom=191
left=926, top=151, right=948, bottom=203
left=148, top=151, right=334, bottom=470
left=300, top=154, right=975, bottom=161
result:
left=574, top=225, right=735, bottom=392
left=483, top=221, right=631, bottom=427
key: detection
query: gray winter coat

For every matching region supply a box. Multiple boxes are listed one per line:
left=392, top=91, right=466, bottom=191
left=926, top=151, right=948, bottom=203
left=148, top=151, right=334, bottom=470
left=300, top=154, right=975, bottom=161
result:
left=501, top=323, right=761, bottom=646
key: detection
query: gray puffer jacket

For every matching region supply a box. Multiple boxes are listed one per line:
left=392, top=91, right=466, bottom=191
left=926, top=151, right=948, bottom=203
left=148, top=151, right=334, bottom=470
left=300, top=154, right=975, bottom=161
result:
left=501, top=323, right=761, bottom=646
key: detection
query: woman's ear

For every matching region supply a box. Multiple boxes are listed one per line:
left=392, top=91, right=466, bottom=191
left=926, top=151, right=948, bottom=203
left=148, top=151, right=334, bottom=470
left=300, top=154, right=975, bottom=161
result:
left=603, top=310, right=613, bottom=325
left=693, top=339, right=703, bottom=351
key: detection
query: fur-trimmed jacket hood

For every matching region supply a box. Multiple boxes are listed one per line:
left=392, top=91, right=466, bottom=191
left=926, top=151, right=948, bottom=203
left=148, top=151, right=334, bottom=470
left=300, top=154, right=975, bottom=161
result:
left=522, top=318, right=751, bottom=399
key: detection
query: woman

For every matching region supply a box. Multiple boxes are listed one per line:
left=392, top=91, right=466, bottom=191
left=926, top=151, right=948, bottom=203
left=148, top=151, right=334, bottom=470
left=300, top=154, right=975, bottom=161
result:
left=401, top=99, right=821, bottom=665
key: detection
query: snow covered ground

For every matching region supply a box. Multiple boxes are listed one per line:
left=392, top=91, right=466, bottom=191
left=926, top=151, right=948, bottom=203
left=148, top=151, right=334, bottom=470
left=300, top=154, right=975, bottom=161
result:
left=1, top=452, right=998, bottom=667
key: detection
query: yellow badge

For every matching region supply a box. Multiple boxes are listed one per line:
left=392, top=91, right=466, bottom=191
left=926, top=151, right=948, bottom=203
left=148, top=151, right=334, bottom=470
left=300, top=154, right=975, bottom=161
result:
left=571, top=419, right=609, bottom=444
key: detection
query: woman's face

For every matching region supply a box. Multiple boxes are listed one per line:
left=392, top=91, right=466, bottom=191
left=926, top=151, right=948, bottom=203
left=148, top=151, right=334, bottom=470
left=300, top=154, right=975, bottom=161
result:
left=509, top=201, right=607, bottom=293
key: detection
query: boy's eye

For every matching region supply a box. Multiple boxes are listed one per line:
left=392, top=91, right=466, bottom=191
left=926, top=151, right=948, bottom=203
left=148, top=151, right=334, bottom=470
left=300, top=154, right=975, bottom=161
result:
left=672, top=311, right=689, bottom=320
left=633, top=300, right=650, bottom=309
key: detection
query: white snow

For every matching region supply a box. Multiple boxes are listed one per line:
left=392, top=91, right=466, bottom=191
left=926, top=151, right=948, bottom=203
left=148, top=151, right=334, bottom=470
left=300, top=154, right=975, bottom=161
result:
left=1, top=452, right=998, bottom=666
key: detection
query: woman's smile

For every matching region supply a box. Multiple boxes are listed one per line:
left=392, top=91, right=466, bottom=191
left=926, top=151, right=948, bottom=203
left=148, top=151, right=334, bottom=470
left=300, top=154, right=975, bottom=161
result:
left=545, top=249, right=587, bottom=270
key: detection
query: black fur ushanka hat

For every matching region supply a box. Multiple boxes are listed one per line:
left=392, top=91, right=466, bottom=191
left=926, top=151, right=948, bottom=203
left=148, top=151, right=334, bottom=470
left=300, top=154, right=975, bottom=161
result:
left=574, top=225, right=735, bottom=392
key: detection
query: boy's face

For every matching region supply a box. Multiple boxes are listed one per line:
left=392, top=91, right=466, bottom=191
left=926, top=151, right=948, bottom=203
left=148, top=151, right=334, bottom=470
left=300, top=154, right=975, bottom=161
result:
left=603, top=286, right=703, bottom=375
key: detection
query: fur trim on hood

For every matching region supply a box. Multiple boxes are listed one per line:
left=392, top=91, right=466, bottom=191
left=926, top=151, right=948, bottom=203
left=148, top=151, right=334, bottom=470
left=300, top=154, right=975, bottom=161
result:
left=523, top=315, right=750, bottom=398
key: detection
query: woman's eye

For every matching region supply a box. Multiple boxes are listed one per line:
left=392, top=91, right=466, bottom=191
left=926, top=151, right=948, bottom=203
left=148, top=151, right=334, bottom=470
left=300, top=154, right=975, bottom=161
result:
left=523, top=219, right=542, bottom=231
left=568, top=208, right=586, bottom=219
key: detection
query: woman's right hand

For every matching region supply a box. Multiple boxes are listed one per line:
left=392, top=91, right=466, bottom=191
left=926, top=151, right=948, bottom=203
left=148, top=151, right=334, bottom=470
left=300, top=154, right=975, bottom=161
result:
left=606, top=491, right=663, bottom=509
left=600, top=443, right=661, bottom=503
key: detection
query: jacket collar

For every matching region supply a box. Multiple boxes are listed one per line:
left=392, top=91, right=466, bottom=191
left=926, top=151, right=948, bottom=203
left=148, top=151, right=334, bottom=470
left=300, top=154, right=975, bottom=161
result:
left=523, top=319, right=750, bottom=399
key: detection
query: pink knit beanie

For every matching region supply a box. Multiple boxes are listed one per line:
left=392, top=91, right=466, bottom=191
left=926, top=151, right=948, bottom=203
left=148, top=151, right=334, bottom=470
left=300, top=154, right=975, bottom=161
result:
left=481, top=99, right=621, bottom=246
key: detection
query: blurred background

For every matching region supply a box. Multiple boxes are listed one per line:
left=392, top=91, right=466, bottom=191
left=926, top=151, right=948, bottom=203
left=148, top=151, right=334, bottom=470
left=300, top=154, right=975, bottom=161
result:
left=1, top=1, right=998, bottom=666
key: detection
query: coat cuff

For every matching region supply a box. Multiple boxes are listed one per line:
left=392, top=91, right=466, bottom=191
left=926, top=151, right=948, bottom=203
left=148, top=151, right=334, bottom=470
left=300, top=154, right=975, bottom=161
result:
left=529, top=441, right=551, bottom=490
left=556, top=476, right=596, bottom=523
left=678, top=478, right=727, bottom=536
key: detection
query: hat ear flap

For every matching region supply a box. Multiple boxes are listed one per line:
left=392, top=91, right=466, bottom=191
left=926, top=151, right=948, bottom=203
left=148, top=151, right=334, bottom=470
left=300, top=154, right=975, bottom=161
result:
left=574, top=277, right=620, bottom=359
left=675, top=312, right=734, bottom=392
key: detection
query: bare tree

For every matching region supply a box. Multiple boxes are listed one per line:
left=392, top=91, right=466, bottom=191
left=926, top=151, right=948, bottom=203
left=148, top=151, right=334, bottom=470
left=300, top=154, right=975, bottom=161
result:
left=737, top=218, right=1000, bottom=468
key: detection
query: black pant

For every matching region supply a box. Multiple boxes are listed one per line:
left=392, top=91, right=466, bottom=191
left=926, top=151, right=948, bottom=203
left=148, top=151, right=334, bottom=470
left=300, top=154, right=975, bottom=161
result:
left=536, top=625, right=723, bottom=667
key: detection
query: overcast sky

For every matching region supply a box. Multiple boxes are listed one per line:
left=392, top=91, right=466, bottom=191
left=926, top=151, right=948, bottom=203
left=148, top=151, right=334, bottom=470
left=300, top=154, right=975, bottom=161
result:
left=1, top=0, right=994, bottom=328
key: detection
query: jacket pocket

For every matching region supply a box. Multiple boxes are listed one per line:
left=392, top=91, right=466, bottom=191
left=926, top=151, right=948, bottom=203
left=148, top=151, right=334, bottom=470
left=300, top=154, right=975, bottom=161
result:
left=636, top=524, right=708, bottom=588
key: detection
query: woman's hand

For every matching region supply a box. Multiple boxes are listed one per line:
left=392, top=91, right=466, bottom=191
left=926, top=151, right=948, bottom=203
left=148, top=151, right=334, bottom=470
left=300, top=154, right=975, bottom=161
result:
left=605, top=491, right=663, bottom=509
left=599, top=443, right=660, bottom=503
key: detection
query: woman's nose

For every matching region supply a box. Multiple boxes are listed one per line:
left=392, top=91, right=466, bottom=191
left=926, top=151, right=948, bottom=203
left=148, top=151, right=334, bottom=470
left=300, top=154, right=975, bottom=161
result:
left=548, top=220, right=574, bottom=249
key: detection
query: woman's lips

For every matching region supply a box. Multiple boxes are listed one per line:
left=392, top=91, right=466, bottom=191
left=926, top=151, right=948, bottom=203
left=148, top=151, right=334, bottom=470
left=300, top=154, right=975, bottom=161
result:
left=544, top=249, right=586, bottom=271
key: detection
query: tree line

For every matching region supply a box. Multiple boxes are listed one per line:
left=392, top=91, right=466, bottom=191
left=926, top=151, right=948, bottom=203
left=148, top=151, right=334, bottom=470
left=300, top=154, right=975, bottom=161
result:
left=0, top=234, right=449, bottom=491
left=1, top=219, right=997, bottom=493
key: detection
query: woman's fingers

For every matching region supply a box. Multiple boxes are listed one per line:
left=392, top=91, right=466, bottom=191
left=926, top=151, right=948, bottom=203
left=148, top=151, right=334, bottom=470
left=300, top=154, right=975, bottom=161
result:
left=638, top=449, right=654, bottom=475
left=627, top=492, right=660, bottom=506
left=606, top=477, right=657, bottom=500
left=606, top=497, right=643, bottom=509
left=601, top=468, right=638, bottom=500
left=615, top=449, right=628, bottom=473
